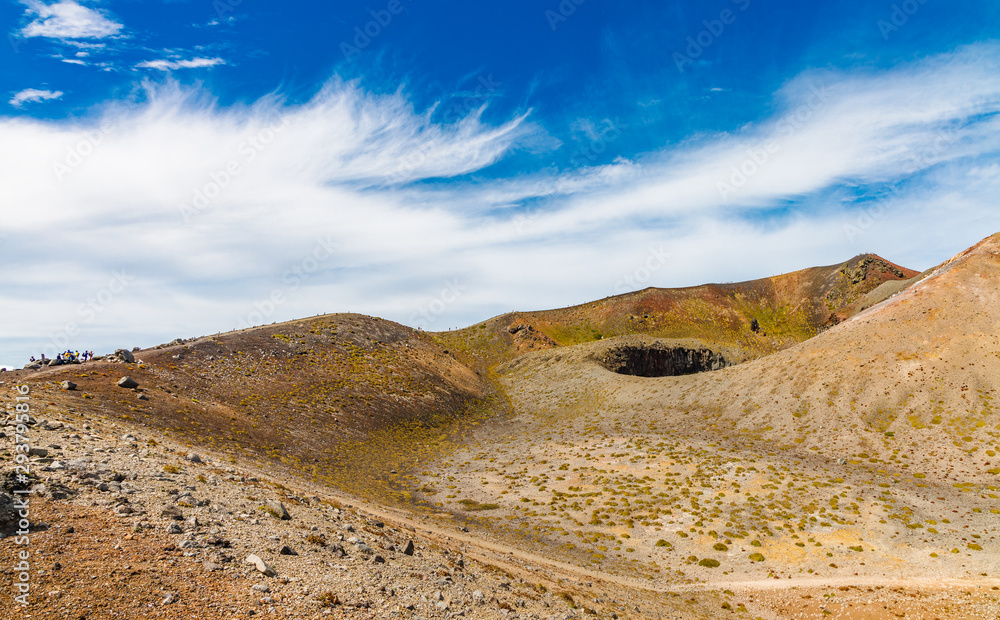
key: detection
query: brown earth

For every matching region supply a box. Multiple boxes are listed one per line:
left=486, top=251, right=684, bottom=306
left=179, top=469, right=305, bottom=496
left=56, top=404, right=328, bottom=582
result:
left=4, top=236, right=1000, bottom=619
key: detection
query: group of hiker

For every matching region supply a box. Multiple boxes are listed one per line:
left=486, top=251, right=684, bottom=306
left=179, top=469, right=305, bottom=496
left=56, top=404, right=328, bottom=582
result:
left=29, top=350, right=95, bottom=365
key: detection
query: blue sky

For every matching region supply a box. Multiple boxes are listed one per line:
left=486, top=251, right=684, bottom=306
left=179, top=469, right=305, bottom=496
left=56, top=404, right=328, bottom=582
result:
left=2, top=0, right=1000, bottom=367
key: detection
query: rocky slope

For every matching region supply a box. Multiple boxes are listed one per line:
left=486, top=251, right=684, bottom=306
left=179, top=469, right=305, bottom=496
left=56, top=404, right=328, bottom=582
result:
left=5, top=314, right=504, bottom=507
left=435, top=254, right=920, bottom=370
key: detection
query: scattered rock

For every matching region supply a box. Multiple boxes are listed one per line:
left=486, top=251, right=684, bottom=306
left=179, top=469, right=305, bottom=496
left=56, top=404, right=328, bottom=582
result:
left=251, top=584, right=270, bottom=593
left=60, top=381, right=77, bottom=391
left=161, top=506, right=184, bottom=521
left=117, top=376, right=139, bottom=389
left=28, top=447, right=48, bottom=458
left=402, top=540, right=415, bottom=556
left=278, top=545, right=297, bottom=556
left=137, top=393, right=148, bottom=401
left=0, top=493, right=16, bottom=535
left=265, top=500, right=290, bottom=520
left=166, top=523, right=183, bottom=535
left=115, top=349, right=136, bottom=364
left=246, top=554, right=276, bottom=577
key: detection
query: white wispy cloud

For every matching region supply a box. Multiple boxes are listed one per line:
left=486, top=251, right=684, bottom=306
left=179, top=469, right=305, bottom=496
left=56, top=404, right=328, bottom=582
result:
left=135, top=57, right=227, bottom=71
left=1, top=45, right=1000, bottom=366
left=9, top=88, right=64, bottom=107
left=19, top=0, right=123, bottom=40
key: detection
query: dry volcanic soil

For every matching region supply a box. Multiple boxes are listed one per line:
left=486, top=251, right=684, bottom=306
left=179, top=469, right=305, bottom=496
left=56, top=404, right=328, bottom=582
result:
left=5, top=236, right=1000, bottom=619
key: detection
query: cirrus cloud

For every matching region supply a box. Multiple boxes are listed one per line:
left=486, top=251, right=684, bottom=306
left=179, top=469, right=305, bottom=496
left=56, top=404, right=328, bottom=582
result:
left=135, top=57, right=227, bottom=72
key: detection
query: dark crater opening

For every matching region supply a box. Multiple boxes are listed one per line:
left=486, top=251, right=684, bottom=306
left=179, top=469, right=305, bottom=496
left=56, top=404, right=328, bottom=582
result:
left=599, top=343, right=730, bottom=377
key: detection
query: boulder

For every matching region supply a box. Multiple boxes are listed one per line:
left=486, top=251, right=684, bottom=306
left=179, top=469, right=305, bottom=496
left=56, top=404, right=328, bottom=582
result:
left=117, top=377, right=138, bottom=389
left=114, top=349, right=135, bottom=364
left=161, top=506, right=184, bottom=521
left=265, top=500, right=290, bottom=521
left=23, top=363, right=41, bottom=370
left=245, top=554, right=276, bottom=577
left=60, top=381, right=77, bottom=391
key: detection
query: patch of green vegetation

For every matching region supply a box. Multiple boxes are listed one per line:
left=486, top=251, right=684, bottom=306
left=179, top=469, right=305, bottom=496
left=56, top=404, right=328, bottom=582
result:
left=458, top=498, right=500, bottom=511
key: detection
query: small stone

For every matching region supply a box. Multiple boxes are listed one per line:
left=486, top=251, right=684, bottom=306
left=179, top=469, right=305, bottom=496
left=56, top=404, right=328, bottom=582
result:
left=137, top=394, right=148, bottom=401
left=265, top=500, right=290, bottom=520
left=60, top=381, right=76, bottom=391
left=373, top=555, right=385, bottom=564
left=402, top=540, right=415, bottom=556
left=251, top=584, right=270, bottom=593
left=186, top=453, right=202, bottom=463
left=473, top=590, right=485, bottom=603
left=113, top=505, right=133, bottom=516
left=161, top=593, right=176, bottom=605
left=278, top=545, right=297, bottom=556
left=203, top=561, right=222, bottom=572
left=28, top=447, right=48, bottom=458
left=246, top=554, right=276, bottom=577
left=117, top=376, right=138, bottom=389
left=161, top=506, right=184, bottom=520
left=166, top=523, right=183, bottom=535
